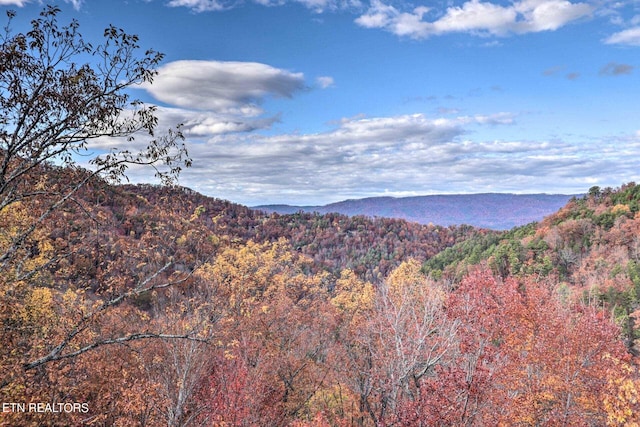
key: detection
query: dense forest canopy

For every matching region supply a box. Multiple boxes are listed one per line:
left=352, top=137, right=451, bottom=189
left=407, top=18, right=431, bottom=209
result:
left=2, top=6, right=640, bottom=427
left=3, top=158, right=640, bottom=425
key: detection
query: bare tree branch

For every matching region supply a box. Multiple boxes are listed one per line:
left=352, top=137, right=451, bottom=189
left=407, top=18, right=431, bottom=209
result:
left=24, top=333, right=208, bottom=370
left=21, top=261, right=204, bottom=371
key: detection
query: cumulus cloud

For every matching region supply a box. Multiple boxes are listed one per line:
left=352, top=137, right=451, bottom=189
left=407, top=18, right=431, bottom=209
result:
left=429, top=1, right=517, bottom=36
left=604, top=26, right=640, bottom=45
left=355, top=0, right=593, bottom=39
left=143, top=60, right=306, bottom=115
left=164, top=0, right=593, bottom=34
left=164, top=0, right=593, bottom=37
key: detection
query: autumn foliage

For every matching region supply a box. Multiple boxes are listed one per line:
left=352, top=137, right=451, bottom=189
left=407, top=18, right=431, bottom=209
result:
left=3, top=166, right=640, bottom=425
left=3, top=7, right=640, bottom=426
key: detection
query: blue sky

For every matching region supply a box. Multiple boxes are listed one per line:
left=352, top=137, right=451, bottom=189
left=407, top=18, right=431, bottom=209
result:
left=3, top=0, right=640, bottom=205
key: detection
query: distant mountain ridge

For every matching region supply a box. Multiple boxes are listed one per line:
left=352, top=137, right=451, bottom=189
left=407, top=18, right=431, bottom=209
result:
left=253, top=193, right=578, bottom=230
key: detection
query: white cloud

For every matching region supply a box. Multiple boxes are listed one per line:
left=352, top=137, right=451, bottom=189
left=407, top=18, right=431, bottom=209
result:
left=152, top=107, right=281, bottom=137
left=66, top=0, right=83, bottom=9
left=0, top=0, right=83, bottom=9
left=167, top=0, right=227, bottom=12
left=85, top=108, right=640, bottom=206
left=316, top=76, right=335, bottom=88
left=462, top=112, right=516, bottom=125
left=430, top=0, right=517, bottom=36
left=293, top=0, right=362, bottom=13
left=0, top=0, right=30, bottom=5
left=175, top=117, right=638, bottom=205
left=142, top=60, right=306, bottom=115
left=605, top=26, right=640, bottom=45
left=356, top=0, right=593, bottom=39
left=168, top=0, right=360, bottom=12
left=513, top=0, right=593, bottom=32
left=89, top=60, right=309, bottom=155
left=164, top=0, right=591, bottom=36
left=355, top=1, right=433, bottom=36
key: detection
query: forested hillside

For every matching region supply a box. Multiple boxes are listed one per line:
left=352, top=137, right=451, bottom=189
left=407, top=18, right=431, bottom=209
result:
left=123, top=184, right=481, bottom=284
left=0, top=162, right=481, bottom=426
left=424, top=182, right=640, bottom=353
left=3, top=161, right=640, bottom=425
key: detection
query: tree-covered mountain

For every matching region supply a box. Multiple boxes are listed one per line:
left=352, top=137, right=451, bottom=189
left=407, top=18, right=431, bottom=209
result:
left=124, top=184, right=482, bottom=284
left=424, top=182, right=640, bottom=352
left=3, top=162, right=640, bottom=425
left=254, top=193, right=576, bottom=230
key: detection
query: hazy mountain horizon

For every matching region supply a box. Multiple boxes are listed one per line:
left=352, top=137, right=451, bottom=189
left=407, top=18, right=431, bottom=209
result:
left=253, top=193, right=579, bottom=230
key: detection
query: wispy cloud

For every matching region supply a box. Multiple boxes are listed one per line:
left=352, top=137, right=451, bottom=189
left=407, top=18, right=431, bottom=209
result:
left=543, top=66, right=580, bottom=80
left=543, top=65, right=565, bottom=76
left=168, top=0, right=361, bottom=13
left=604, top=26, right=640, bottom=45
left=167, top=0, right=228, bottom=12
left=316, top=76, right=335, bottom=88
left=0, top=0, right=83, bottom=9
left=599, top=61, right=634, bottom=76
